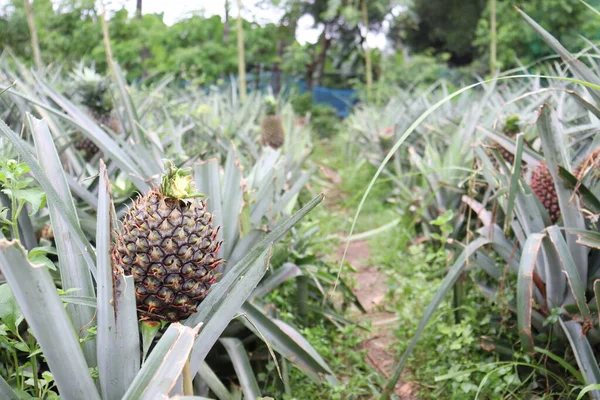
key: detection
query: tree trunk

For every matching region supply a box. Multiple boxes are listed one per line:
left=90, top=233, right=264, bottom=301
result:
left=136, top=0, right=149, bottom=77
left=236, top=0, right=247, bottom=102
left=272, top=40, right=283, bottom=95
left=23, top=0, right=42, bottom=69
left=100, top=0, right=115, bottom=76
left=490, top=0, right=497, bottom=74
left=223, top=0, right=230, bottom=44
left=361, top=0, right=372, bottom=99
left=316, top=27, right=331, bottom=87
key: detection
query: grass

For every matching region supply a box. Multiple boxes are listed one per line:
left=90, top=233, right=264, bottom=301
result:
left=266, top=131, right=565, bottom=399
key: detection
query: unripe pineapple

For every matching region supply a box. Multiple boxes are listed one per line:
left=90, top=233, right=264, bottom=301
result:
left=112, top=162, right=224, bottom=322
left=530, top=162, right=560, bottom=223
left=260, top=96, right=284, bottom=149
left=70, top=66, right=119, bottom=158
left=379, top=126, right=395, bottom=155
left=491, top=115, right=522, bottom=166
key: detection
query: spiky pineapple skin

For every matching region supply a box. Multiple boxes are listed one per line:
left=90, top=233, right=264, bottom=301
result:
left=531, top=162, right=560, bottom=223
left=112, top=189, right=223, bottom=322
left=261, top=115, right=285, bottom=149
left=75, top=112, right=119, bottom=159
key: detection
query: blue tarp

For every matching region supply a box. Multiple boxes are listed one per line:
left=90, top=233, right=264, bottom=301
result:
left=182, top=73, right=360, bottom=118
left=298, top=81, right=359, bottom=118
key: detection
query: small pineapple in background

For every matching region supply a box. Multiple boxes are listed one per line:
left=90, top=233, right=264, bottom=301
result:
left=70, top=66, right=119, bottom=159
left=39, top=223, right=54, bottom=241
left=530, top=161, right=560, bottom=223
left=112, top=161, right=224, bottom=322
left=379, top=126, right=395, bottom=154
left=260, top=96, right=285, bottom=149
left=495, top=115, right=522, bottom=165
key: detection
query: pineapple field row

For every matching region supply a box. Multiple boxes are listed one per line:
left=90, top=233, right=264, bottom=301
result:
left=1, top=3, right=600, bottom=400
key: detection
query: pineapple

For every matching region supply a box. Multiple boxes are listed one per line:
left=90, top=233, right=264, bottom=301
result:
left=530, top=161, right=560, bottom=223
left=491, top=115, right=522, bottom=165
left=260, top=96, right=284, bottom=149
left=112, top=162, right=224, bottom=322
left=379, top=126, right=394, bottom=154
left=70, top=66, right=119, bottom=159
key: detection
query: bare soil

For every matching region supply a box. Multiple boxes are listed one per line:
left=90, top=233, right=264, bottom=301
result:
left=320, top=159, right=416, bottom=398
left=337, top=240, right=416, bottom=399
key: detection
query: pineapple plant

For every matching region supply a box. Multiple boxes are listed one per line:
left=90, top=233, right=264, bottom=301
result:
left=260, top=96, right=285, bottom=149
left=70, top=66, right=119, bottom=159
left=496, top=115, right=521, bottom=164
left=531, top=148, right=600, bottom=224
left=112, top=162, right=224, bottom=322
left=530, top=161, right=560, bottom=222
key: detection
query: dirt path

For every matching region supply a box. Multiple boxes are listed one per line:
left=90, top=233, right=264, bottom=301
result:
left=337, top=241, right=415, bottom=399
left=319, top=164, right=415, bottom=398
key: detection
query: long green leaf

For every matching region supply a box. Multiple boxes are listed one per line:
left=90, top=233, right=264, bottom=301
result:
left=96, top=161, right=140, bottom=399
left=240, top=301, right=332, bottom=375
left=221, top=146, right=244, bottom=259
left=560, top=320, right=600, bottom=399
left=547, top=226, right=589, bottom=317
left=0, top=375, right=18, bottom=400
left=250, top=263, right=303, bottom=299
left=517, top=233, right=545, bottom=353
left=33, top=80, right=149, bottom=186
left=194, top=159, right=224, bottom=258
left=186, top=194, right=323, bottom=378
left=517, top=7, right=600, bottom=105
left=537, top=105, right=588, bottom=280
left=28, top=114, right=97, bottom=367
left=122, top=323, right=200, bottom=400
left=219, top=338, right=261, bottom=400
left=196, top=362, right=233, bottom=400
left=504, top=133, right=525, bottom=232
left=188, top=247, right=271, bottom=375
left=0, top=239, right=101, bottom=400
left=0, top=118, right=98, bottom=272
left=534, top=346, right=584, bottom=384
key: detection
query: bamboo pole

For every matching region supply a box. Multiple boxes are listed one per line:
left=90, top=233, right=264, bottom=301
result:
left=23, top=0, right=42, bottom=69
left=361, top=0, right=373, bottom=99
left=236, top=0, right=247, bottom=102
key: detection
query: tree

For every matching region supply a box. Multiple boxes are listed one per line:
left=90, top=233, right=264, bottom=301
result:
left=236, top=0, right=247, bottom=102
left=475, top=0, right=598, bottom=70
left=399, top=0, right=487, bottom=65
left=23, top=0, right=42, bottom=69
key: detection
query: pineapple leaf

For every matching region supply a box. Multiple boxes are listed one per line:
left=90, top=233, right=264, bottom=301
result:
left=240, top=301, right=333, bottom=377
left=0, top=374, right=18, bottom=400
left=196, top=361, right=234, bottom=400
left=96, top=160, right=140, bottom=400
left=187, top=194, right=324, bottom=377
left=560, top=320, right=600, bottom=397
left=219, top=338, right=261, bottom=400
left=122, top=323, right=200, bottom=400
left=0, top=239, right=101, bottom=400
left=27, top=114, right=98, bottom=367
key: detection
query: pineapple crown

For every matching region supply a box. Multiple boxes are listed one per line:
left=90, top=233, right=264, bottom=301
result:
left=69, top=65, right=113, bottom=116
left=503, top=115, right=521, bottom=136
left=159, top=160, right=205, bottom=199
left=264, top=95, right=277, bottom=116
